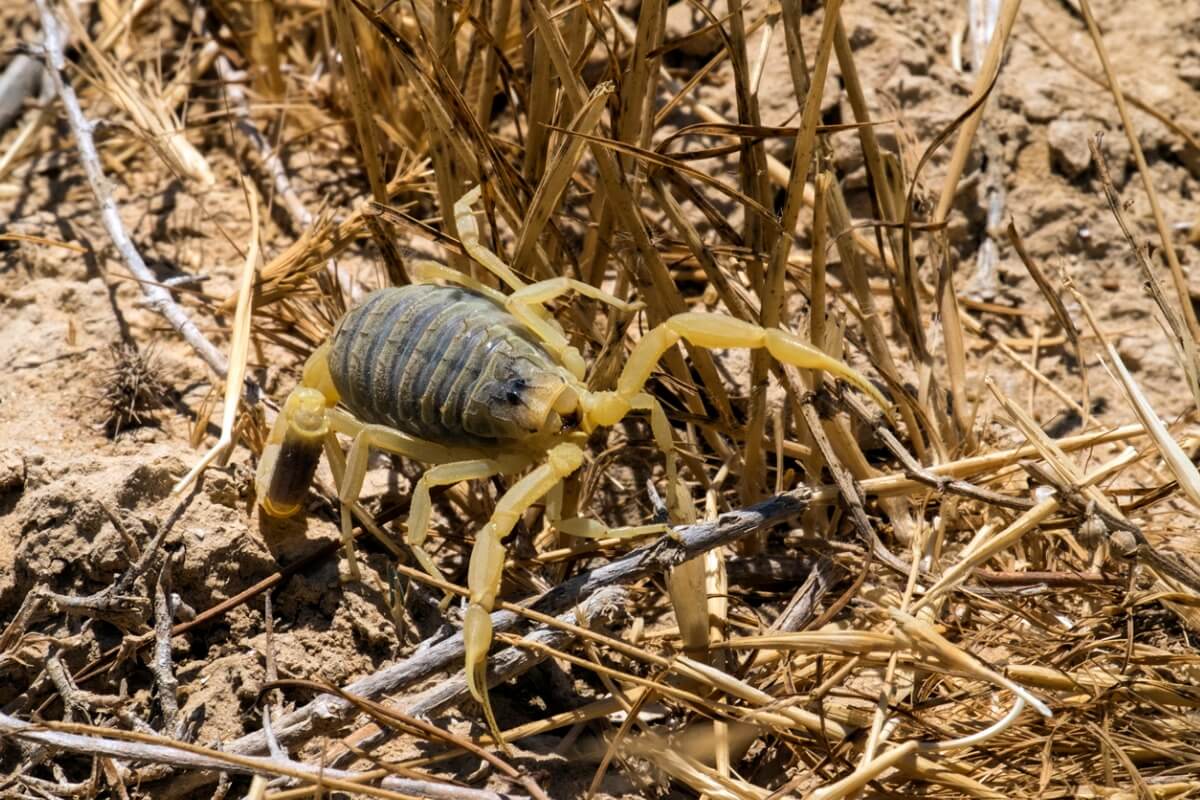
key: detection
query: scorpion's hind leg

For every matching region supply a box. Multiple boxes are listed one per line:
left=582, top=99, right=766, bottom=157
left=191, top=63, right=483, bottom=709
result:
left=256, top=388, right=331, bottom=518
left=406, top=454, right=533, bottom=602
left=328, top=412, right=473, bottom=581
left=464, top=441, right=585, bottom=750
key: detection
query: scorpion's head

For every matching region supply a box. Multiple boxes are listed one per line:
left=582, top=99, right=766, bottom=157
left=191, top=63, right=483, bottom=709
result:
left=466, top=362, right=580, bottom=441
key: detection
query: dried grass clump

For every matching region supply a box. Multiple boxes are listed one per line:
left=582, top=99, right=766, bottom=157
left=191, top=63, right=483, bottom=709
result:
left=97, top=342, right=171, bottom=437
left=5, top=0, right=1200, bottom=797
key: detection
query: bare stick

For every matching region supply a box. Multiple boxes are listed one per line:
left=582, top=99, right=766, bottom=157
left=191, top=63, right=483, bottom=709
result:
left=0, top=54, right=45, bottom=133
left=168, top=488, right=824, bottom=772
left=215, top=56, right=311, bottom=230
left=152, top=559, right=181, bottom=739
left=0, top=713, right=438, bottom=800
left=33, top=0, right=229, bottom=377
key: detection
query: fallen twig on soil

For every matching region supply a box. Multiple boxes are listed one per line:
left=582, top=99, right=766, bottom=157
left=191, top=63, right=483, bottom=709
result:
left=0, top=712, right=438, bottom=799
left=156, top=586, right=629, bottom=794
left=323, top=586, right=630, bottom=770
left=187, top=487, right=821, bottom=771
left=0, top=53, right=44, bottom=133
left=33, top=0, right=230, bottom=378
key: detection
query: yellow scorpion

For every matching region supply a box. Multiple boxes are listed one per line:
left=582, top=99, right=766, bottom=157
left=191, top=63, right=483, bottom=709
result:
left=255, top=186, right=891, bottom=737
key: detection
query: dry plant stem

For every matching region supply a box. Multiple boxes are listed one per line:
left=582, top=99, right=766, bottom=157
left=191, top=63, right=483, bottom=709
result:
left=811, top=741, right=920, bottom=800
left=1088, top=136, right=1200, bottom=411
left=1075, top=0, right=1200, bottom=347
left=0, top=54, right=44, bottom=133
left=0, top=714, right=423, bottom=800
left=526, top=0, right=737, bottom=440
left=825, top=181, right=930, bottom=460
left=1006, top=220, right=1089, bottom=410
left=838, top=390, right=1032, bottom=511
left=770, top=556, right=841, bottom=634
left=930, top=0, right=1021, bottom=445
left=473, top=0, right=513, bottom=131
left=316, top=587, right=629, bottom=774
left=832, top=16, right=907, bottom=312
left=1064, top=280, right=1200, bottom=512
left=742, top=0, right=841, bottom=510
left=331, top=0, right=407, bottom=286
left=796, top=395, right=910, bottom=577
left=34, top=0, right=229, bottom=378
left=271, top=779, right=524, bottom=800
left=611, top=12, right=886, bottom=266
left=511, top=82, right=613, bottom=272
left=172, top=179, right=260, bottom=495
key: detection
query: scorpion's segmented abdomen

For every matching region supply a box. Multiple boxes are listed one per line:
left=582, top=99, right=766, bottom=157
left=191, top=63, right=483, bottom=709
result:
left=327, top=285, right=564, bottom=445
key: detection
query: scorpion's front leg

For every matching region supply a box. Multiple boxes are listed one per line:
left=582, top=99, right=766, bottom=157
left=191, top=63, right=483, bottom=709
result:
left=583, top=313, right=895, bottom=428
left=464, top=441, right=585, bottom=744
left=554, top=391, right=678, bottom=540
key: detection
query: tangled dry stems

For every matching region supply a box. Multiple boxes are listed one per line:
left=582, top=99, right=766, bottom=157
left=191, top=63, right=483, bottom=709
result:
left=2, top=0, right=1200, bottom=798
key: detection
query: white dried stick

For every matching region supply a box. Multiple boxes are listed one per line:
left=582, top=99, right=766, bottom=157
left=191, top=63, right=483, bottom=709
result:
left=34, top=0, right=229, bottom=378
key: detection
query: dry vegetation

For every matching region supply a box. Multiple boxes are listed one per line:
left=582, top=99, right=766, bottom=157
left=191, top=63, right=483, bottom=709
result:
left=2, top=0, right=1200, bottom=797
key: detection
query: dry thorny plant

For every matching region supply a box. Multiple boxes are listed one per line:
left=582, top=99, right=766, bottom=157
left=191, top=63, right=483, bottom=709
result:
left=2, top=0, right=1200, bottom=798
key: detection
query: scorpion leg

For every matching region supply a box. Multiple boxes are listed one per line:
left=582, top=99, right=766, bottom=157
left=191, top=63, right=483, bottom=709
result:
left=583, top=312, right=894, bottom=430
left=406, top=454, right=533, bottom=599
left=257, top=342, right=340, bottom=518
left=505, top=277, right=642, bottom=380
left=453, top=186, right=527, bottom=293
left=328, top=411, right=477, bottom=581
left=465, top=441, right=585, bottom=747
left=554, top=391, right=678, bottom=540
left=256, top=388, right=332, bottom=518
left=409, top=259, right=509, bottom=306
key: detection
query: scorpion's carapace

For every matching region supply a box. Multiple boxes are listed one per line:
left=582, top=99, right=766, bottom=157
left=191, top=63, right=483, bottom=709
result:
left=326, top=285, right=574, bottom=444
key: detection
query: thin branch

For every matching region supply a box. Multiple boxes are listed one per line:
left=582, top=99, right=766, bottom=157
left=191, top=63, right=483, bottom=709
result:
left=151, top=558, right=181, bottom=739
left=0, top=54, right=45, bottom=133
left=167, top=489, right=822, bottom=776
left=0, top=713, right=427, bottom=800
left=33, top=0, right=229, bottom=377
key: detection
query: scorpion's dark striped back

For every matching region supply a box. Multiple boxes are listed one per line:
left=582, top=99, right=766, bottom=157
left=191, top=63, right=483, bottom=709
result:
left=327, top=285, right=566, bottom=445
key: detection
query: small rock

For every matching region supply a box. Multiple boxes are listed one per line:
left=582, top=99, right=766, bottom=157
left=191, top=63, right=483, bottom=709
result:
left=664, top=1, right=726, bottom=57
left=0, top=451, right=24, bottom=494
left=1047, top=119, right=1093, bottom=178
left=848, top=22, right=876, bottom=49
left=1022, top=89, right=1060, bottom=124
left=1180, top=55, right=1200, bottom=90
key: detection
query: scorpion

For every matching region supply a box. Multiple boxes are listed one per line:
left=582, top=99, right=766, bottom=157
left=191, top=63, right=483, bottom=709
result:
left=255, top=186, right=892, bottom=737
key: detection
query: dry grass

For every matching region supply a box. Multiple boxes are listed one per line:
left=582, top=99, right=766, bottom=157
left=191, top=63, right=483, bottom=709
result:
left=4, top=0, right=1200, bottom=798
